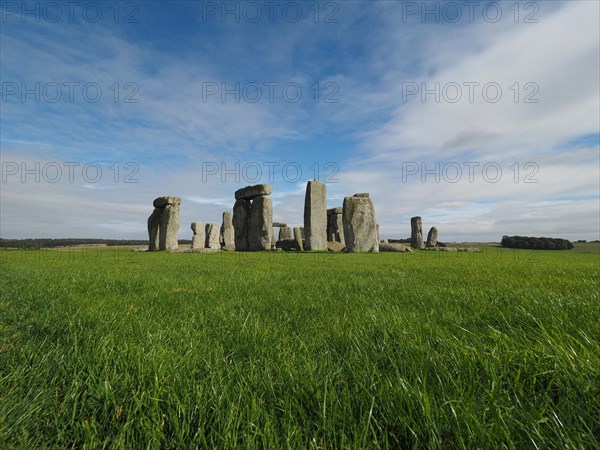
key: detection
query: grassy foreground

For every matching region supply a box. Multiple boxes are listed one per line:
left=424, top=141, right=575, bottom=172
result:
left=1, top=245, right=599, bottom=448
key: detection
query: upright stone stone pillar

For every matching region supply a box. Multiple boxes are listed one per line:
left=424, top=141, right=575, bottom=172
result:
left=411, top=216, right=424, bottom=249
left=304, top=180, right=327, bottom=251
left=147, top=208, right=162, bottom=251
left=248, top=195, right=273, bottom=251
left=342, top=193, right=378, bottom=253
left=278, top=226, right=292, bottom=241
left=191, top=222, right=204, bottom=249
left=327, top=207, right=344, bottom=244
left=293, top=227, right=304, bottom=251
left=205, top=223, right=220, bottom=249
left=159, top=203, right=180, bottom=251
left=233, top=184, right=273, bottom=252
left=220, top=211, right=235, bottom=251
left=426, top=226, right=438, bottom=248
left=148, top=196, right=180, bottom=251
left=233, top=199, right=250, bottom=251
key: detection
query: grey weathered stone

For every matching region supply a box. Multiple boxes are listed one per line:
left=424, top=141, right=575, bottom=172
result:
left=191, top=222, right=204, bottom=249
left=278, top=226, right=292, bottom=241
left=411, top=216, right=424, bottom=249
left=235, top=184, right=273, bottom=200
left=220, top=212, right=235, bottom=251
left=147, top=208, right=162, bottom=251
left=159, top=203, right=180, bottom=251
left=233, top=199, right=250, bottom=251
left=327, top=208, right=345, bottom=244
left=275, top=239, right=301, bottom=251
left=426, top=226, right=438, bottom=248
left=379, top=242, right=412, bottom=252
left=342, top=194, right=378, bottom=252
left=153, top=196, right=181, bottom=208
left=353, top=193, right=370, bottom=198
left=293, top=227, right=304, bottom=251
left=273, top=222, right=287, bottom=228
left=205, top=223, right=220, bottom=249
left=304, top=181, right=327, bottom=251
left=148, top=196, right=181, bottom=251
left=327, top=241, right=345, bottom=252
left=248, top=195, right=273, bottom=251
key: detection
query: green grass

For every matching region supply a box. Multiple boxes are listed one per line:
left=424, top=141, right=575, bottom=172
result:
left=1, top=244, right=599, bottom=448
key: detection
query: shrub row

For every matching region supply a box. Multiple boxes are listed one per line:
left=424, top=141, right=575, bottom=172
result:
left=501, top=235, right=573, bottom=250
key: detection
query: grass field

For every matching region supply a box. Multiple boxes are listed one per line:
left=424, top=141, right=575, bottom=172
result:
left=1, top=244, right=599, bottom=448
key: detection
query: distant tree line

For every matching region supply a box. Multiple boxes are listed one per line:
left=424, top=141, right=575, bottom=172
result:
left=501, top=235, right=573, bottom=250
left=0, top=238, right=192, bottom=249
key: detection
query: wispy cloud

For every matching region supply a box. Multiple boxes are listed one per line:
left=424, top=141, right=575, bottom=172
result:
left=1, top=1, right=598, bottom=241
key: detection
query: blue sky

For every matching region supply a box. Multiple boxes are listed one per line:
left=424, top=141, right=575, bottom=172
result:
left=1, top=0, right=599, bottom=241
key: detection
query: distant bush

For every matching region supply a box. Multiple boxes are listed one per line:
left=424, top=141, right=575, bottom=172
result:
left=501, top=235, right=573, bottom=250
left=0, top=238, right=151, bottom=249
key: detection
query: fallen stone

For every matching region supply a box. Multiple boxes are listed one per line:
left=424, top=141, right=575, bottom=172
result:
left=379, top=242, right=412, bottom=252
left=327, top=241, right=345, bottom=252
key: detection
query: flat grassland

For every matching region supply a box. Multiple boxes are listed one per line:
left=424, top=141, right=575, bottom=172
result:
left=1, top=244, right=599, bottom=448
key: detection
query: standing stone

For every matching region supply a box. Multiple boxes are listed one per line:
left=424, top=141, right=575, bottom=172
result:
left=147, top=208, right=162, bottom=251
left=304, top=181, right=327, bottom=251
left=248, top=195, right=273, bottom=251
left=147, top=196, right=181, bottom=251
left=191, top=222, right=204, bottom=249
left=278, top=226, right=292, bottom=241
left=293, top=227, right=304, bottom=251
left=205, top=223, right=220, bottom=249
left=233, top=199, right=250, bottom=251
left=342, top=194, right=378, bottom=253
left=159, top=200, right=181, bottom=251
left=327, top=207, right=345, bottom=244
left=411, top=216, right=424, bottom=249
left=220, top=211, right=235, bottom=251
left=426, top=226, right=438, bottom=248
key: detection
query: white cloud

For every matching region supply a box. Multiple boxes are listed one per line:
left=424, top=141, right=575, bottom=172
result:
left=1, top=1, right=598, bottom=241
